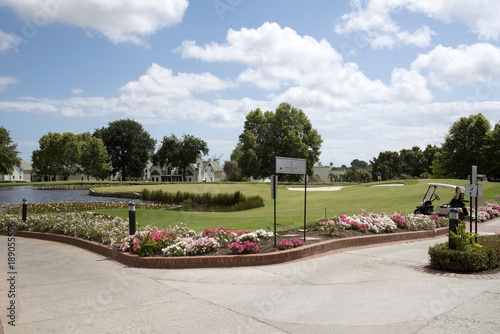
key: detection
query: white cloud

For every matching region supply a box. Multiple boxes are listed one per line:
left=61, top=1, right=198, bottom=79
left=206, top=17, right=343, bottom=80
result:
left=71, top=88, right=84, bottom=95
left=335, top=0, right=500, bottom=49
left=177, top=22, right=431, bottom=105
left=0, top=76, right=18, bottom=91
left=176, top=22, right=344, bottom=90
left=411, top=43, right=500, bottom=90
left=0, top=0, right=189, bottom=45
left=119, top=63, right=234, bottom=101
left=0, top=30, right=22, bottom=54
left=335, top=0, right=435, bottom=49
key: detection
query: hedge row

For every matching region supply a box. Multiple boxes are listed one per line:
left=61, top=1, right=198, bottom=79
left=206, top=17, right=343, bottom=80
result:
left=141, top=189, right=264, bottom=212
left=428, top=234, right=500, bottom=272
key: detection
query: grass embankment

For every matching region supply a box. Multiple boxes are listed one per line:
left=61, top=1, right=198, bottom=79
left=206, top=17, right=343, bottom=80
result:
left=91, top=179, right=500, bottom=232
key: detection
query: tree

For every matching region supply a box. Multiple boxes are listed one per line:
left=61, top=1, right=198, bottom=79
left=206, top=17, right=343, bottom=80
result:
left=0, top=127, right=21, bottom=175
left=153, top=134, right=209, bottom=181
left=398, top=146, right=424, bottom=177
left=230, top=143, right=243, bottom=162
left=94, top=119, right=156, bottom=180
left=432, top=114, right=491, bottom=179
left=350, top=159, right=368, bottom=169
left=79, top=132, right=110, bottom=180
left=370, top=151, right=400, bottom=180
left=344, top=167, right=371, bottom=183
left=236, top=102, right=322, bottom=181
left=482, top=122, right=500, bottom=181
left=32, top=132, right=80, bottom=180
left=223, top=160, right=243, bottom=181
left=422, top=144, right=439, bottom=176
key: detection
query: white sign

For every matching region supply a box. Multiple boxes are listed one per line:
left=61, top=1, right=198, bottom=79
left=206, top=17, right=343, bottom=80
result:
left=465, top=184, right=477, bottom=197
left=275, top=157, right=307, bottom=175
left=465, top=184, right=483, bottom=198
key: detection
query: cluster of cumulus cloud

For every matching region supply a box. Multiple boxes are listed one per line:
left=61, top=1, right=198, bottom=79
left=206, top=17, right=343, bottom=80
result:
left=0, top=0, right=499, bottom=162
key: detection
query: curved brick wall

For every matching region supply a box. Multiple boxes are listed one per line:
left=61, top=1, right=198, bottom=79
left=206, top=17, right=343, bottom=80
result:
left=1, top=228, right=448, bottom=268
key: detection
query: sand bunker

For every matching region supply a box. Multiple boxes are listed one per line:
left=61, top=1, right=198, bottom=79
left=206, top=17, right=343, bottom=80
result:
left=371, top=183, right=405, bottom=186
left=287, top=186, right=347, bottom=191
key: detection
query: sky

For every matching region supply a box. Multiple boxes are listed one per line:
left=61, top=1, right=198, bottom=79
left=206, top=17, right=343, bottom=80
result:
left=0, top=0, right=499, bottom=168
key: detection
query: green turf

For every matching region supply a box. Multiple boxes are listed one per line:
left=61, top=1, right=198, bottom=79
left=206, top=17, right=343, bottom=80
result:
left=91, top=179, right=500, bottom=232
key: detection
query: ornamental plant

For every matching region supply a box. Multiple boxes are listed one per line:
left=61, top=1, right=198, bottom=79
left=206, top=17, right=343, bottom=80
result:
left=0, top=212, right=128, bottom=245
left=237, top=228, right=274, bottom=242
left=277, top=238, right=304, bottom=250
left=162, top=237, right=220, bottom=257
left=228, top=240, right=259, bottom=254
left=449, top=223, right=480, bottom=251
left=201, top=227, right=238, bottom=244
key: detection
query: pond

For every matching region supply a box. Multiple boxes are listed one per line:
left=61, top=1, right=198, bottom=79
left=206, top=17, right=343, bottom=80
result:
left=0, top=186, right=142, bottom=204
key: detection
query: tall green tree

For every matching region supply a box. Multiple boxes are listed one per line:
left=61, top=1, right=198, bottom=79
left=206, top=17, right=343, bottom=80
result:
left=370, top=151, right=400, bottom=180
left=398, top=146, right=424, bottom=177
left=0, top=127, right=21, bottom=175
left=32, top=132, right=73, bottom=179
left=94, top=119, right=156, bottom=180
left=344, top=167, right=371, bottom=183
left=153, top=134, right=209, bottom=181
left=350, top=159, right=368, bottom=170
left=236, top=102, right=322, bottom=181
left=482, top=122, right=500, bottom=181
left=422, top=144, right=439, bottom=175
left=432, top=113, right=491, bottom=179
left=223, top=160, right=243, bottom=181
left=79, top=132, right=110, bottom=180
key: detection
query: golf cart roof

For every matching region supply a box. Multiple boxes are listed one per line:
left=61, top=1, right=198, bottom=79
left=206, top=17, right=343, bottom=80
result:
left=428, top=183, right=460, bottom=189
left=422, top=183, right=465, bottom=203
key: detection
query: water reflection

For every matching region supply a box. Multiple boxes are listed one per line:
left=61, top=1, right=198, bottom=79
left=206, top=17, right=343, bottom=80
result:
left=0, top=186, right=140, bottom=204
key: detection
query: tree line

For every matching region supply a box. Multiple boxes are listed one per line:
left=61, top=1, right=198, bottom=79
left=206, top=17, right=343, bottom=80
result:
left=1, top=119, right=209, bottom=181
left=371, top=113, right=499, bottom=181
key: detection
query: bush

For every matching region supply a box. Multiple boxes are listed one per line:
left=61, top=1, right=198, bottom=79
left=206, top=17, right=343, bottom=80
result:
left=428, top=234, right=500, bottom=272
left=140, top=189, right=264, bottom=212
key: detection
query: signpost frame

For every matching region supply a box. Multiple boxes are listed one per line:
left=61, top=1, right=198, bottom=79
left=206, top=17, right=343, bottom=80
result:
left=274, top=156, right=308, bottom=246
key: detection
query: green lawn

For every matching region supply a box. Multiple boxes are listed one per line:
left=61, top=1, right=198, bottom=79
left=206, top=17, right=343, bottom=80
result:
left=92, top=179, right=500, bottom=232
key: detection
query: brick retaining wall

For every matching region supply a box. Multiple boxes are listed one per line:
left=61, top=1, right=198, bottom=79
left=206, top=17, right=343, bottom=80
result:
left=0, top=228, right=448, bottom=268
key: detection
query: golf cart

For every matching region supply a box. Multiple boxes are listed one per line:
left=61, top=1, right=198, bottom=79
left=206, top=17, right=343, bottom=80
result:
left=414, top=183, right=469, bottom=219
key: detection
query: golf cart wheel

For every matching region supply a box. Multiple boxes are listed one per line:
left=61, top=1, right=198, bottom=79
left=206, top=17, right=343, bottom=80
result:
left=414, top=209, right=423, bottom=215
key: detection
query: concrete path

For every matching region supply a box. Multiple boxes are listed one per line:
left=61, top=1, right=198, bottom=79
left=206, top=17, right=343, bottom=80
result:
left=1, top=219, right=499, bottom=334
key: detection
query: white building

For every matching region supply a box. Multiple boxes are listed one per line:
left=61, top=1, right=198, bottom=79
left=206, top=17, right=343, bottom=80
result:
left=147, top=158, right=224, bottom=182
left=1, top=160, right=32, bottom=182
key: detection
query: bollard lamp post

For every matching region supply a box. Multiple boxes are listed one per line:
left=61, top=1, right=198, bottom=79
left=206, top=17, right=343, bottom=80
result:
left=129, top=202, right=136, bottom=235
left=22, top=199, right=27, bottom=222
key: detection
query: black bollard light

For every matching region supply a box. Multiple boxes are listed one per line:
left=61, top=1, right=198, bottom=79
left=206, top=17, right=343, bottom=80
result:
left=129, top=202, right=136, bottom=235
left=448, top=208, right=459, bottom=250
left=22, top=199, right=27, bottom=221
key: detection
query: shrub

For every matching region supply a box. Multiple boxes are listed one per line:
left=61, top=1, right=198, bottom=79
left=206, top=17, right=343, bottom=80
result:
left=428, top=234, right=500, bottom=272
left=140, top=189, right=264, bottom=212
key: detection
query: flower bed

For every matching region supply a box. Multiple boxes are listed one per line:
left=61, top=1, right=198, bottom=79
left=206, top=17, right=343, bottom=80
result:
left=0, top=212, right=128, bottom=245
left=316, top=212, right=449, bottom=235
left=1, top=200, right=499, bottom=258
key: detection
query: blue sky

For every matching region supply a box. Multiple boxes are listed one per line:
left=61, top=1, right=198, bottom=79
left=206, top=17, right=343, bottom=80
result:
left=1, top=0, right=500, bottom=167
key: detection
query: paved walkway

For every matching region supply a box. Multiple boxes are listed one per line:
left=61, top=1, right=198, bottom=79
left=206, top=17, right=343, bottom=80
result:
left=0, top=219, right=499, bottom=333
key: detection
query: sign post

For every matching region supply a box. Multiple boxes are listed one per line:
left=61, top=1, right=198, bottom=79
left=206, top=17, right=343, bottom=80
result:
left=469, top=166, right=477, bottom=238
left=467, top=165, right=484, bottom=242
left=274, top=156, right=307, bottom=245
